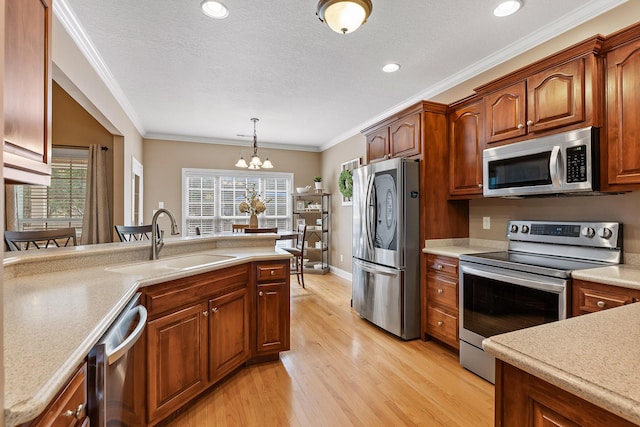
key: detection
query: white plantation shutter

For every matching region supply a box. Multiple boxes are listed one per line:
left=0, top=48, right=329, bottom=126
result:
left=182, top=169, right=293, bottom=236
left=16, top=148, right=88, bottom=238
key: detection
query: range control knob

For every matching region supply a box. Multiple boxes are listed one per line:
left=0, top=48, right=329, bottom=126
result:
left=510, top=224, right=519, bottom=233
left=598, top=227, right=613, bottom=239
left=521, top=225, right=530, bottom=234
left=582, top=227, right=596, bottom=238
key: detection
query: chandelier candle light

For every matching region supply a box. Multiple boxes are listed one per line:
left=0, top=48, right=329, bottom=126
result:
left=238, top=184, right=271, bottom=228
left=235, top=118, right=273, bottom=170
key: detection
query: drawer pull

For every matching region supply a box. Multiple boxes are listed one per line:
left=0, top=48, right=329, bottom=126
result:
left=259, top=291, right=264, bottom=297
left=64, top=404, right=84, bottom=419
left=211, top=307, right=219, bottom=313
left=437, top=321, right=444, bottom=327
left=437, top=288, right=444, bottom=294
left=597, top=301, right=606, bottom=308
left=270, top=270, right=276, bottom=276
left=203, top=310, right=209, bottom=317
left=435, top=264, right=443, bottom=270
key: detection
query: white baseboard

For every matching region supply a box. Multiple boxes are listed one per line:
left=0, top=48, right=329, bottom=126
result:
left=329, top=265, right=352, bottom=281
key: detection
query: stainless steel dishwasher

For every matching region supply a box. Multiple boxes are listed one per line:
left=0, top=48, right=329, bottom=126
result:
left=88, top=293, right=147, bottom=426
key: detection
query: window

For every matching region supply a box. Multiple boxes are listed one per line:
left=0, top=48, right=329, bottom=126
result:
left=182, top=169, right=293, bottom=236
left=14, top=147, right=88, bottom=237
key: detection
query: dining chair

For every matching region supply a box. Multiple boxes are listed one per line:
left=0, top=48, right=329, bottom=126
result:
left=244, top=227, right=278, bottom=233
left=115, top=224, right=155, bottom=242
left=232, top=224, right=249, bottom=233
left=282, top=225, right=307, bottom=288
left=5, top=228, right=78, bottom=251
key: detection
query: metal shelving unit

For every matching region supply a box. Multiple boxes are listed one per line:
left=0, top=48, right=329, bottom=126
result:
left=292, top=192, right=330, bottom=274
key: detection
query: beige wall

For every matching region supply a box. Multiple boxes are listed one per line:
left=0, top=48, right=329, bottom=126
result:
left=321, top=133, right=366, bottom=274
left=142, top=138, right=322, bottom=227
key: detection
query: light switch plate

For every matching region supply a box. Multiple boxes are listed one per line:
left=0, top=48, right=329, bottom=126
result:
left=483, top=216, right=491, bottom=230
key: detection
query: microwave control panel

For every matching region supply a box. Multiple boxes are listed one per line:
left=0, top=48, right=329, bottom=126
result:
left=566, top=145, right=587, bottom=183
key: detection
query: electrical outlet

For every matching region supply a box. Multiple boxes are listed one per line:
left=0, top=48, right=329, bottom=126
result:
left=483, top=216, right=491, bottom=230
left=340, top=254, right=344, bottom=262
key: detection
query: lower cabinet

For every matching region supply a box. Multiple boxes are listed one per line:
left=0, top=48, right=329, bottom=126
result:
left=255, top=261, right=290, bottom=356
left=572, top=279, right=640, bottom=316
left=495, top=361, right=636, bottom=427
left=424, top=254, right=459, bottom=349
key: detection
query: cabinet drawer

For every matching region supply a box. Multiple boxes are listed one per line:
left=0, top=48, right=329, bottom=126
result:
left=427, top=273, right=458, bottom=310
left=31, top=362, right=87, bottom=426
left=427, top=305, right=458, bottom=345
left=426, top=254, right=458, bottom=277
left=256, top=262, right=288, bottom=282
left=572, top=279, right=640, bottom=316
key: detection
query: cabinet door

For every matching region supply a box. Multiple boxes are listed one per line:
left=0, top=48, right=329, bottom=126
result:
left=449, top=101, right=484, bottom=195
left=147, top=303, right=208, bottom=422
left=527, top=58, right=585, bottom=133
left=606, top=41, right=640, bottom=186
left=4, top=0, right=52, bottom=185
left=390, top=112, right=421, bottom=158
left=366, top=126, right=390, bottom=163
left=256, top=282, right=290, bottom=355
left=31, top=363, right=87, bottom=427
left=485, top=81, right=527, bottom=144
left=209, top=287, right=250, bottom=382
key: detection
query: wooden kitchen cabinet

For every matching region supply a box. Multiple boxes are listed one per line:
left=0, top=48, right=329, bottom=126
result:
left=604, top=30, right=640, bottom=188
left=4, top=0, right=53, bottom=185
left=424, top=254, right=459, bottom=349
left=144, top=264, right=250, bottom=424
left=24, top=363, right=88, bottom=427
left=363, top=107, right=422, bottom=163
left=495, top=360, right=636, bottom=427
left=365, top=126, right=390, bottom=163
left=572, top=279, right=640, bottom=316
left=254, top=261, right=290, bottom=357
left=448, top=98, right=485, bottom=196
left=484, top=81, right=527, bottom=144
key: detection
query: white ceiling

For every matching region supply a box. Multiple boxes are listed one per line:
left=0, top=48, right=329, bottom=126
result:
left=57, top=0, right=625, bottom=152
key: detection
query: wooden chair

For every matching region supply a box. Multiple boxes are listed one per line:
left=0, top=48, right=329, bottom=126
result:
left=5, top=228, right=78, bottom=251
left=115, top=224, right=155, bottom=242
left=282, top=225, right=307, bottom=288
left=232, top=224, right=249, bottom=233
left=244, top=227, right=278, bottom=233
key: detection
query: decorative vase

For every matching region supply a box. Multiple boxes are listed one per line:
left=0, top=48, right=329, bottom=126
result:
left=249, top=213, right=258, bottom=228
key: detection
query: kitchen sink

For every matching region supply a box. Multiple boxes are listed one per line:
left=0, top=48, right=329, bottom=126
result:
left=106, top=253, right=235, bottom=275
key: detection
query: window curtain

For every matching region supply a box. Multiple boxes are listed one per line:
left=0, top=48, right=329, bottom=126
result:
left=81, top=145, right=112, bottom=244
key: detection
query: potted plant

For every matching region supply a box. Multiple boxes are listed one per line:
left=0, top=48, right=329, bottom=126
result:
left=313, top=176, right=322, bottom=190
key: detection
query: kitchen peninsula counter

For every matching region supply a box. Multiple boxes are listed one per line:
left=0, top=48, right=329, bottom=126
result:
left=3, top=234, right=290, bottom=427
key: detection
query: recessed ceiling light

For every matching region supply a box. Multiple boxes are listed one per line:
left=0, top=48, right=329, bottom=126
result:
left=382, top=63, right=401, bottom=73
left=493, top=0, right=522, bottom=17
left=201, top=0, right=229, bottom=19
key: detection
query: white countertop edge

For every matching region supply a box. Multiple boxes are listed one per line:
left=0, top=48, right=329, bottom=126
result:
left=483, top=338, right=640, bottom=425
left=5, top=248, right=291, bottom=427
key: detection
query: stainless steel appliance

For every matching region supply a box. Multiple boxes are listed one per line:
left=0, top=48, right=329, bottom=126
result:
left=459, top=220, right=622, bottom=383
left=352, top=157, right=420, bottom=340
left=88, top=293, right=147, bottom=426
left=483, top=127, right=600, bottom=197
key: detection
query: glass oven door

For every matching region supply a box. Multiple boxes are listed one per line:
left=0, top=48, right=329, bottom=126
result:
left=459, top=263, right=568, bottom=349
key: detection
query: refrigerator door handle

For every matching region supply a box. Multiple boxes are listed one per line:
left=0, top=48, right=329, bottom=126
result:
left=365, top=174, right=376, bottom=253
left=354, top=259, right=399, bottom=277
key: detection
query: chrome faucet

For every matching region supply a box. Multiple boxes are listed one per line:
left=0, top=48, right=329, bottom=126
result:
left=151, top=208, right=180, bottom=260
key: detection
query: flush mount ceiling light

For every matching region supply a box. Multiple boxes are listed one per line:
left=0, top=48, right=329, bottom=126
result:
left=235, top=118, right=274, bottom=170
left=493, top=0, right=522, bottom=17
left=200, top=0, right=229, bottom=19
left=317, top=0, right=373, bottom=34
left=382, top=63, right=401, bottom=73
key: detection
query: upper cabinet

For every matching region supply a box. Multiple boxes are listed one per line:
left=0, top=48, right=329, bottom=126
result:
left=4, top=0, right=53, bottom=186
left=604, top=26, right=640, bottom=189
left=363, top=105, right=424, bottom=163
left=477, top=37, right=603, bottom=147
left=448, top=98, right=484, bottom=197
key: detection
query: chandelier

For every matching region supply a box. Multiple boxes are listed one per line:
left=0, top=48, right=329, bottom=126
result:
left=235, top=118, right=273, bottom=170
left=316, top=0, right=373, bottom=34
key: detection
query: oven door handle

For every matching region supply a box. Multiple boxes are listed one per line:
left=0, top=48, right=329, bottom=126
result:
left=461, top=265, right=566, bottom=294
left=106, top=305, right=147, bottom=365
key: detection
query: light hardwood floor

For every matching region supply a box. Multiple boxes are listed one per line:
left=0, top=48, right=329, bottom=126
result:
left=165, top=273, right=494, bottom=426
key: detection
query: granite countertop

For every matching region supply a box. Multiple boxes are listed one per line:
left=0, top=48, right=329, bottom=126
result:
left=4, top=242, right=290, bottom=427
left=572, top=264, right=640, bottom=290
left=421, top=238, right=507, bottom=258
left=484, top=300, right=640, bottom=425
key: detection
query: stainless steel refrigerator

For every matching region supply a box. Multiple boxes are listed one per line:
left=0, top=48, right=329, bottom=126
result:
left=352, top=157, right=420, bottom=340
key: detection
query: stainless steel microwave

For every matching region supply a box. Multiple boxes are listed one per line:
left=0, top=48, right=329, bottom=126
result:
left=483, top=127, right=600, bottom=197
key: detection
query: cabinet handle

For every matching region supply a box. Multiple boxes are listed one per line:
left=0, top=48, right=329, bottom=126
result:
left=259, top=291, right=264, bottom=297
left=270, top=270, right=276, bottom=276
left=437, top=288, right=444, bottom=294
left=597, top=301, right=606, bottom=308
left=202, top=310, right=209, bottom=317
left=437, top=321, right=444, bottom=327
left=64, top=404, right=84, bottom=419
left=526, top=120, right=533, bottom=126
left=211, top=307, right=219, bottom=313
left=435, top=264, right=443, bottom=270
left=517, top=123, right=524, bottom=129
left=477, top=183, right=483, bottom=188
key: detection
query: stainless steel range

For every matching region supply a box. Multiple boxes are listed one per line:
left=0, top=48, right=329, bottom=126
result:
left=459, top=220, right=622, bottom=383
